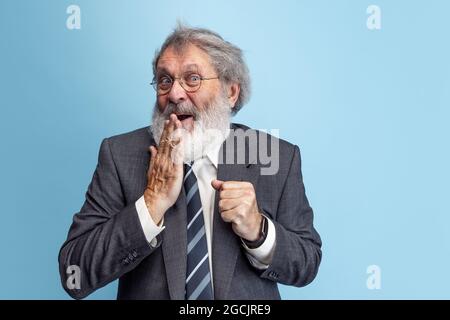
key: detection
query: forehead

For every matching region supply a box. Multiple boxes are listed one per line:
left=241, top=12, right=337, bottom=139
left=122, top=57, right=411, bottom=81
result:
left=156, top=44, right=214, bottom=74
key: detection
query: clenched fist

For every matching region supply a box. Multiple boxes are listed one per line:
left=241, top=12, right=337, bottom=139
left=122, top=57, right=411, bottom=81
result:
left=211, top=180, right=263, bottom=242
left=144, top=114, right=184, bottom=224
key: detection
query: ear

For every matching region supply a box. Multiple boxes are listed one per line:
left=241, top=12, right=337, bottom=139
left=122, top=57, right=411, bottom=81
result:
left=226, top=83, right=240, bottom=109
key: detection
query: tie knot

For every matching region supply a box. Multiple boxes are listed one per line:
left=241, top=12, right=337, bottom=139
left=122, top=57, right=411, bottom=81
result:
left=184, top=162, right=195, bottom=182
left=184, top=161, right=194, bottom=174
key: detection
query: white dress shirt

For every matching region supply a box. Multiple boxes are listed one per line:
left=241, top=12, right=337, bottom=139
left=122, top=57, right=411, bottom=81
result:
left=135, top=136, right=276, bottom=281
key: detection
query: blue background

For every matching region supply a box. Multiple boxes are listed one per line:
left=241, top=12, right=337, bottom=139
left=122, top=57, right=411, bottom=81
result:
left=0, top=0, right=449, bottom=299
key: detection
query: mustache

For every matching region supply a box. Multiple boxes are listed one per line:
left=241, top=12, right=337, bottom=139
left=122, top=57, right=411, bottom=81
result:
left=160, top=102, right=199, bottom=119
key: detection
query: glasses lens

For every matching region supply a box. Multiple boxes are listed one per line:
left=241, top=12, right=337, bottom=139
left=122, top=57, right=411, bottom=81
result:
left=183, top=73, right=201, bottom=91
left=153, top=69, right=204, bottom=94
left=158, top=76, right=172, bottom=93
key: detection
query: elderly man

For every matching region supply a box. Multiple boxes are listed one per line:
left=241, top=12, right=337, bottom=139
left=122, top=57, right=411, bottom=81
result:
left=59, top=25, right=322, bottom=300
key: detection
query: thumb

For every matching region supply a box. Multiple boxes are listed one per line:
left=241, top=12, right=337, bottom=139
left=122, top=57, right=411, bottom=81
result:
left=149, top=145, right=158, bottom=158
left=148, top=146, right=158, bottom=173
left=211, top=179, right=224, bottom=191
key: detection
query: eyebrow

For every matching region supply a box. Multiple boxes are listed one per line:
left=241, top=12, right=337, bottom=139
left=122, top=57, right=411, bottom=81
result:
left=156, top=64, right=202, bottom=75
left=184, top=64, right=200, bottom=72
left=155, top=67, right=171, bottom=76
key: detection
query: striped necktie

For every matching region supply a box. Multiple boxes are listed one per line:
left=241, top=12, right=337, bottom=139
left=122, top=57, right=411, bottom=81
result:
left=184, top=162, right=214, bottom=300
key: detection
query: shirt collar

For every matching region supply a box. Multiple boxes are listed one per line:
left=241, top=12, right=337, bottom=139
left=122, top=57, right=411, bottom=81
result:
left=203, top=128, right=231, bottom=169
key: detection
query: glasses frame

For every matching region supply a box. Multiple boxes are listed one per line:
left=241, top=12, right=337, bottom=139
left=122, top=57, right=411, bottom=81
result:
left=150, top=72, right=219, bottom=96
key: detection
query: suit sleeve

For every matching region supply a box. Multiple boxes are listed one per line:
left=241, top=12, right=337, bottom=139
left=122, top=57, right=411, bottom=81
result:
left=58, top=138, right=160, bottom=299
left=260, top=145, right=322, bottom=287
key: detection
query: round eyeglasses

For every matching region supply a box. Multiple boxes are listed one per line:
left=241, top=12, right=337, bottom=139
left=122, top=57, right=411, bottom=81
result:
left=151, top=72, right=219, bottom=95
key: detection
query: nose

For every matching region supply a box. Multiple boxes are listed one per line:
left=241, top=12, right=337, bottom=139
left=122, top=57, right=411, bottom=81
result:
left=167, top=79, right=187, bottom=104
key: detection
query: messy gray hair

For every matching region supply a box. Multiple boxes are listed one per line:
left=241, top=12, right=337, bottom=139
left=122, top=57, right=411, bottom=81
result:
left=152, top=24, right=251, bottom=114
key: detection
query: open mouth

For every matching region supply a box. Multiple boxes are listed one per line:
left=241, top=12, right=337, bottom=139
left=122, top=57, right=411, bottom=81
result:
left=175, top=114, right=194, bottom=121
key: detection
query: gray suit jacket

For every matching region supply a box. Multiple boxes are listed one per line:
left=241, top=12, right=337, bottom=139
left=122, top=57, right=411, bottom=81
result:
left=58, top=123, right=322, bottom=299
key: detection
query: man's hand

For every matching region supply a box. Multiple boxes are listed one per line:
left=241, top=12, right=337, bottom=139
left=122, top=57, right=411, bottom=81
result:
left=211, top=180, right=263, bottom=241
left=144, top=114, right=184, bottom=224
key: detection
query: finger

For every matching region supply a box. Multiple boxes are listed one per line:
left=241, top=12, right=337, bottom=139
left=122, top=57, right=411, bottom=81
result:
left=171, top=134, right=185, bottom=165
left=219, top=188, right=248, bottom=199
left=220, top=207, right=244, bottom=225
left=218, top=198, right=241, bottom=212
left=167, top=122, right=184, bottom=165
left=171, top=119, right=183, bottom=146
left=169, top=117, right=183, bottom=146
left=159, top=116, right=174, bottom=145
left=211, top=179, right=224, bottom=190
left=157, top=119, right=171, bottom=158
left=148, top=145, right=158, bottom=173
left=220, top=208, right=237, bottom=223
left=158, top=119, right=171, bottom=147
left=160, top=114, right=178, bottom=157
left=149, top=145, right=158, bottom=158
left=159, top=120, right=173, bottom=157
left=220, top=181, right=253, bottom=190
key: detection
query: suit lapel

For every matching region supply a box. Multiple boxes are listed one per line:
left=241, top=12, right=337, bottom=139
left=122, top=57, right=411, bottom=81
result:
left=161, top=190, right=187, bottom=300
left=140, top=128, right=187, bottom=300
left=212, top=127, right=260, bottom=299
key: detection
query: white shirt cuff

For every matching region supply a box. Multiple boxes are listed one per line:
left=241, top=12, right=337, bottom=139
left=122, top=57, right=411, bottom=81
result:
left=135, top=196, right=165, bottom=245
left=242, top=216, right=276, bottom=269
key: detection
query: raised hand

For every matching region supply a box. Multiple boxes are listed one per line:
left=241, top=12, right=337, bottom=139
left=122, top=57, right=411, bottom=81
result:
left=144, top=114, right=184, bottom=224
left=211, top=180, right=263, bottom=241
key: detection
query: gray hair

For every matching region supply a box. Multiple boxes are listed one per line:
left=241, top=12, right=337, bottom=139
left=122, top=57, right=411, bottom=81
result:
left=152, top=24, right=251, bottom=114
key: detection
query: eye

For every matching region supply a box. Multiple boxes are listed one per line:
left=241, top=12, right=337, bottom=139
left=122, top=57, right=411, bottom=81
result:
left=189, top=74, right=201, bottom=81
left=158, top=76, right=172, bottom=89
left=185, top=74, right=201, bottom=86
left=159, top=76, right=172, bottom=85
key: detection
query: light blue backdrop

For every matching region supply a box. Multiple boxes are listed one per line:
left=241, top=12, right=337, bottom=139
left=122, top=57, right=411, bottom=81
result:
left=0, top=0, right=449, bottom=299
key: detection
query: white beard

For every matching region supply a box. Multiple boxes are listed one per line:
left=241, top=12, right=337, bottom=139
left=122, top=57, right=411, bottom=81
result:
left=150, top=92, right=232, bottom=163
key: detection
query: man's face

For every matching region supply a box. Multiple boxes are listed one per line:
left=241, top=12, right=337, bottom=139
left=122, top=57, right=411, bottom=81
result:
left=152, top=43, right=235, bottom=163
left=155, top=44, right=222, bottom=132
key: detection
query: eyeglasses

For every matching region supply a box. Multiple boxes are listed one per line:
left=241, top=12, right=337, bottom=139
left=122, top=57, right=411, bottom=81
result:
left=151, top=71, right=219, bottom=96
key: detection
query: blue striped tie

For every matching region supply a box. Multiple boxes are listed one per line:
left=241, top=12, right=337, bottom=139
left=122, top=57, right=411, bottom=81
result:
left=184, top=162, right=214, bottom=300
